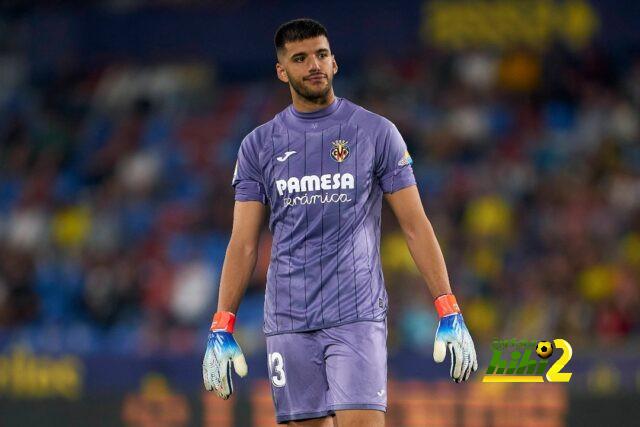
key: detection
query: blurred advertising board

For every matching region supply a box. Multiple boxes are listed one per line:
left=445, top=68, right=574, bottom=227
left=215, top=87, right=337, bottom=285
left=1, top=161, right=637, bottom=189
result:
left=0, top=346, right=638, bottom=426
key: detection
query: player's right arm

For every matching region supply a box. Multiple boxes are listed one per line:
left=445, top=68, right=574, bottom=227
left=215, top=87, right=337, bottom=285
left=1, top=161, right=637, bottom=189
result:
left=217, top=200, right=266, bottom=313
left=203, top=200, right=266, bottom=399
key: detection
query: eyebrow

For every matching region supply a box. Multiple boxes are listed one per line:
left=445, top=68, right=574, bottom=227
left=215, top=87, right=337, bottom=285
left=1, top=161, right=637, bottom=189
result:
left=290, top=48, right=330, bottom=59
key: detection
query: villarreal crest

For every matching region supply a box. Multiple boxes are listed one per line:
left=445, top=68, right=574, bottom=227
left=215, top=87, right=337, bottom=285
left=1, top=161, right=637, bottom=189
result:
left=330, top=139, right=350, bottom=163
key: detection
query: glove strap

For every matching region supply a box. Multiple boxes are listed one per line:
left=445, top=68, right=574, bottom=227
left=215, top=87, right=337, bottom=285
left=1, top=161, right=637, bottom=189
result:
left=210, top=311, right=236, bottom=333
left=434, top=293, right=460, bottom=318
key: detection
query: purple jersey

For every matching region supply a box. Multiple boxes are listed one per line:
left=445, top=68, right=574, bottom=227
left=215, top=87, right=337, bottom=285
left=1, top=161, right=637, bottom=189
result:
left=232, top=98, right=415, bottom=335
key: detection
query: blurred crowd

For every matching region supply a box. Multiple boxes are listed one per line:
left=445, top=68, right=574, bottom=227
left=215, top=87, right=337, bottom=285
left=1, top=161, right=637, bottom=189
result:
left=0, top=43, right=639, bottom=357
left=367, top=48, right=640, bottom=355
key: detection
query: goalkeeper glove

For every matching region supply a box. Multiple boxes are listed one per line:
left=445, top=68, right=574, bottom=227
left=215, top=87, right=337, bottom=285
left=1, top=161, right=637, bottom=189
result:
left=202, top=311, right=248, bottom=399
left=433, top=293, right=478, bottom=382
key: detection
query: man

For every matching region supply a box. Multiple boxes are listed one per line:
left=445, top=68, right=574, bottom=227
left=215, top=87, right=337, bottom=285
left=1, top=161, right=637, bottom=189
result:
left=202, top=18, right=477, bottom=426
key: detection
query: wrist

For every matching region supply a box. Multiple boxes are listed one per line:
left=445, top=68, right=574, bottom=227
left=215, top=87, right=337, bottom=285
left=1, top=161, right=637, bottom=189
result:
left=210, top=311, right=236, bottom=333
left=434, top=293, right=460, bottom=318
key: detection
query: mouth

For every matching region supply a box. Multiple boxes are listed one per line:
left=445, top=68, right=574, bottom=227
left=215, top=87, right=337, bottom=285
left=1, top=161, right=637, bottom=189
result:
left=305, top=74, right=326, bottom=82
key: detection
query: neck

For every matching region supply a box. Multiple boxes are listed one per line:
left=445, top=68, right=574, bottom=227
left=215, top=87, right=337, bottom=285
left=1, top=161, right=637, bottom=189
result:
left=290, top=89, right=336, bottom=113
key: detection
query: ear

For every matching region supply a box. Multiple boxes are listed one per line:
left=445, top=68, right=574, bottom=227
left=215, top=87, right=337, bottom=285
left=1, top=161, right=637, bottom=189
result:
left=276, top=63, right=289, bottom=83
left=332, top=55, right=338, bottom=75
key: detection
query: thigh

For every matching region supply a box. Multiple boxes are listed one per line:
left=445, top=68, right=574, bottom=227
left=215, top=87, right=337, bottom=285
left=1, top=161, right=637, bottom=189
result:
left=335, top=409, right=384, bottom=427
left=288, top=415, right=336, bottom=427
left=266, top=331, right=333, bottom=424
left=322, top=320, right=388, bottom=413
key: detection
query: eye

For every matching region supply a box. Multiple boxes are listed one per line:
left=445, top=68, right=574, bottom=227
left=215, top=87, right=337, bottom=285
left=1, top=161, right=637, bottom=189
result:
left=293, top=56, right=304, bottom=63
left=318, top=52, right=328, bottom=59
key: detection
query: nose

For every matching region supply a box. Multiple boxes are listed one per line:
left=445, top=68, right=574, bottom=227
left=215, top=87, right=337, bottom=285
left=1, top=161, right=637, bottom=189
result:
left=308, top=55, right=321, bottom=71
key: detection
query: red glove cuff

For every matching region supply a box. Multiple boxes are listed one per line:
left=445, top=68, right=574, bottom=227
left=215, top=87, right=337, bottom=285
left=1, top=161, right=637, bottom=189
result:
left=210, top=311, right=236, bottom=333
left=434, top=294, right=460, bottom=318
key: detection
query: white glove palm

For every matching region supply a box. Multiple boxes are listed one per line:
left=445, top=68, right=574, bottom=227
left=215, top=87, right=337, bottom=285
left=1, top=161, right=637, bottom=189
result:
left=203, top=330, right=247, bottom=399
left=433, top=313, right=478, bottom=382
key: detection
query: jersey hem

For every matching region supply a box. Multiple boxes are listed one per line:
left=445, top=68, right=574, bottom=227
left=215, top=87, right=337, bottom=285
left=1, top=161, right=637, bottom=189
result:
left=263, top=316, right=386, bottom=337
left=328, top=404, right=387, bottom=412
left=276, top=409, right=334, bottom=424
left=381, top=178, right=416, bottom=194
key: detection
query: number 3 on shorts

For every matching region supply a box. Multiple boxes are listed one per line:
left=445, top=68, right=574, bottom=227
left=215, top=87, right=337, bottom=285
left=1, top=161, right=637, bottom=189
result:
left=268, top=352, right=286, bottom=387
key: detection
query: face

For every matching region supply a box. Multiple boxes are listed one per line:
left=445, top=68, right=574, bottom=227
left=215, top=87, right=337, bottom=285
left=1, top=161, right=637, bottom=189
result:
left=276, top=36, right=338, bottom=103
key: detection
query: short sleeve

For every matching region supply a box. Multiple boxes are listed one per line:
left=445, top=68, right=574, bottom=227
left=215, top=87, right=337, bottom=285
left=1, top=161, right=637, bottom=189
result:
left=374, top=121, right=416, bottom=193
left=232, top=133, right=268, bottom=204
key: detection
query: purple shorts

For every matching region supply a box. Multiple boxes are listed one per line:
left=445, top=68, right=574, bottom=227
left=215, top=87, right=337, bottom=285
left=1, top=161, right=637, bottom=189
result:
left=265, top=320, right=387, bottom=424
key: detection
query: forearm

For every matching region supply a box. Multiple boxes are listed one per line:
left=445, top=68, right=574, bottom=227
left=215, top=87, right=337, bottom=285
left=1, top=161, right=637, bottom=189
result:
left=403, top=216, right=452, bottom=298
left=216, top=239, right=259, bottom=314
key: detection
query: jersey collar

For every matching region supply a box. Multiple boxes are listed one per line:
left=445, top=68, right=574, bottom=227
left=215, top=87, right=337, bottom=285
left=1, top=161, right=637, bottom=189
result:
left=289, top=97, right=342, bottom=120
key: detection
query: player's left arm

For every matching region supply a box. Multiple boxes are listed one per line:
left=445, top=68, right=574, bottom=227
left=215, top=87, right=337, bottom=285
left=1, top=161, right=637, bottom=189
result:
left=385, top=185, right=478, bottom=382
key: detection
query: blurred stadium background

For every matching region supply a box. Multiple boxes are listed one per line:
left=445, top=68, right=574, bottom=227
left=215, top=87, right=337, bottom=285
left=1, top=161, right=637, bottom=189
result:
left=0, top=0, right=639, bottom=426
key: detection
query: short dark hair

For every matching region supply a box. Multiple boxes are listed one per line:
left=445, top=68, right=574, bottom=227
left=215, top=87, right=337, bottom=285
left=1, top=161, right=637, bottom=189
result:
left=274, top=18, right=329, bottom=58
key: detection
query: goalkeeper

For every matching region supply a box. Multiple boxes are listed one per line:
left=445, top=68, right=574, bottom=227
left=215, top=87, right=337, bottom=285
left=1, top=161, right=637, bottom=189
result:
left=203, top=18, right=477, bottom=426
